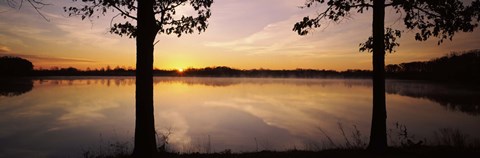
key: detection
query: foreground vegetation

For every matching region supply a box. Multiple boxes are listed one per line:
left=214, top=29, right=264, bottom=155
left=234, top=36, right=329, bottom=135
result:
left=152, top=148, right=478, bottom=158
left=81, top=143, right=480, bottom=158
left=81, top=126, right=480, bottom=158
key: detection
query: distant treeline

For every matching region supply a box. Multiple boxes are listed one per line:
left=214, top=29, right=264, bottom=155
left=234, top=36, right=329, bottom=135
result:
left=1, top=49, right=479, bottom=81
left=180, top=67, right=372, bottom=78
left=385, top=49, right=480, bottom=82
left=31, top=66, right=372, bottom=79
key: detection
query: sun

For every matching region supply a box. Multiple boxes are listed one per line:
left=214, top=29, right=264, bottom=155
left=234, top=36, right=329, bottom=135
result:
left=177, top=68, right=184, bottom=73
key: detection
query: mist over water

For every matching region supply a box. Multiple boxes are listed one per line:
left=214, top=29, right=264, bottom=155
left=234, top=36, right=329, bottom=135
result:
left=0, top=77, right=479, bottom=157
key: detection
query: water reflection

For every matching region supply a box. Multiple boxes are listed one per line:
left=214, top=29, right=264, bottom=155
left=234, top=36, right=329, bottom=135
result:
left=152, top=78, right=480, bottom=116
left=36, top=77, right=136, bottom=87
left=385, top=81, right=480, bottom=116
left=152, top=78, right=374, bottom=152
left=0, top=77, right=479, bottom=158
left=0, top=78, right=33, bottom=97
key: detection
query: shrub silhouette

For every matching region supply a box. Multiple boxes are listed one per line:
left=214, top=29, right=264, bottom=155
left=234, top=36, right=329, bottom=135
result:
left=0, top=56, right=33, bottom=76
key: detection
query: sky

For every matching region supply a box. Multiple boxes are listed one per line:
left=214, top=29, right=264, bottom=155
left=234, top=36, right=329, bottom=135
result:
left=0, top=0, right=479, bottom=71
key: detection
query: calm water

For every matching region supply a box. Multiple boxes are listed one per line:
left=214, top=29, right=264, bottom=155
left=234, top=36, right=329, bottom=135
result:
left=0, top=77, right=479, bottom=157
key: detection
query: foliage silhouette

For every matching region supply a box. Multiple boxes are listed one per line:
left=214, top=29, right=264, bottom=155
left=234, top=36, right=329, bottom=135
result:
left=64, top=0, right=213, bottom=157
left=0, top=56, right=33, bottom=76
left=294, top=0, right=480, bottom=152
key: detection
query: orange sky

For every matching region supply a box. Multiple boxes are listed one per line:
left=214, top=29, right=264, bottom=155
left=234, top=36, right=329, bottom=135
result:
left=1, top=0, right=479, bottom=71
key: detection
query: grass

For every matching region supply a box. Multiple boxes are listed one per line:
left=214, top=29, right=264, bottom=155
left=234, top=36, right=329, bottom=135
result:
left=81, top=124, right=480, bottom=158
left=158, top=148, right=479, bottom=158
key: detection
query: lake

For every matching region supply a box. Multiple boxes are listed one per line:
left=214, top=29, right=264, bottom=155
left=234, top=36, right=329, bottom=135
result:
left=0, top=77, right=479, bottom=157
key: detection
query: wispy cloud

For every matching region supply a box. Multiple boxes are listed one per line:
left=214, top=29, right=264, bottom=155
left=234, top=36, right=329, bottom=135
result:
left=0, top=52, right=95, bottom=63
left=205, top=15, right=309, bottom=54
left=205, top=13, right=371, bottom=58
left=0, top=45, right=10, bottom=52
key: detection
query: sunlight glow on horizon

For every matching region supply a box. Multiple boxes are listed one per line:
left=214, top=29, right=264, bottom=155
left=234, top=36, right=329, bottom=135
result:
left=1, top=0, right=479, bottom=71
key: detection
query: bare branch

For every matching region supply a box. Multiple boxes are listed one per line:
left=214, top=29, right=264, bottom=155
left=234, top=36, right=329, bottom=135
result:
left=110, top=13, right=121, bottom=28
left=351, top=3, right=373, bottom=8
left=26, top=0, right=50, bottom=21
left=111, top=4, right=137, bottom=20
left=5, top=0, right=50, bottom=21
left=411, top=5, right=441, bottom=18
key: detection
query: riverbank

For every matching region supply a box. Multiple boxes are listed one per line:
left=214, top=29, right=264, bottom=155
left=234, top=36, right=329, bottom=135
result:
left=88, top=147, right=480, bottom=158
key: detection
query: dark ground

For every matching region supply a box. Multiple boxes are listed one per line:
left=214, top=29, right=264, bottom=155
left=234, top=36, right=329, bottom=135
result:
left=99, top=147, right=479, bottom=158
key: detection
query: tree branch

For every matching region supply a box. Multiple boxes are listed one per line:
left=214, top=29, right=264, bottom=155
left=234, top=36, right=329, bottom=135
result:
left=111, top=4, right=137, bottom=20
left=351, top=3, right=373, bottom=8
left=411, top=5, right=441, bottom=18
left=5, top=0, right=50, bottom=21
left=110, top=13, right=121, bottom=28
left=155, top=1, right=184, bottom=14
left=26, top=0, right=49, bottom=21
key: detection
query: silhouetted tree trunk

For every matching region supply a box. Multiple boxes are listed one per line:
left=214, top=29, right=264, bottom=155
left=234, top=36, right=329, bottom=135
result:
left=133, top=0, right=158, bottom=157
left=368, top=0, right=387, bottom=152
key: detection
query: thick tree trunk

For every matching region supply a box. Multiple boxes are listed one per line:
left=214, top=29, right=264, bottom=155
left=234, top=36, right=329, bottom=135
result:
left=133, top=0, right=157, bottom=157
left=368, top=0, right=387, bottom=152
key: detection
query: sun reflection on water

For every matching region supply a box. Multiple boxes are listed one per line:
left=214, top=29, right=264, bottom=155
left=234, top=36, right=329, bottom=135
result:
left=0, top=77, right=479, bottom=157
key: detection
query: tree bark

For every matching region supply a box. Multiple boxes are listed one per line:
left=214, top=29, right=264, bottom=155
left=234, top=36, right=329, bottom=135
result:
left=133, top=0, right=157, bottom=157
left=368, top=0, right=387, bottom=152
